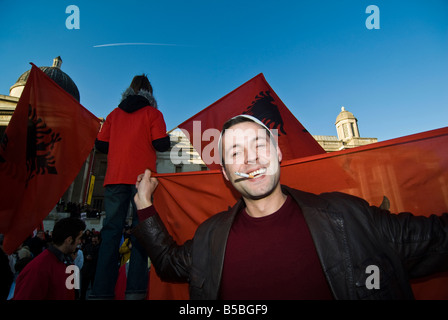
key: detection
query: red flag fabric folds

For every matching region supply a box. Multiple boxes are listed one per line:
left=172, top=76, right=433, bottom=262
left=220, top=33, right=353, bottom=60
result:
left=149, top=126, right=448, bottom=300
left=177, top=73, right=325, bottom=170
left=0, top=64, right=101, bottom=254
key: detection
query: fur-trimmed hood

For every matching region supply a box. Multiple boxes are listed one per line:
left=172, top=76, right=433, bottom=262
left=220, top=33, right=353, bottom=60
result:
left=118, top=87, right=158, bottom=113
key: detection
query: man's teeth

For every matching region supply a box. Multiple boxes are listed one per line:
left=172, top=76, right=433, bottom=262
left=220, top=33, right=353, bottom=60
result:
left=248, top=168, right=266, bottom=177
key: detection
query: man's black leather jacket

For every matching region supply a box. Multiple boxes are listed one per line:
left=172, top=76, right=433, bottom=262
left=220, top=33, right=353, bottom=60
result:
left=133, top=185, right=448, bottom=299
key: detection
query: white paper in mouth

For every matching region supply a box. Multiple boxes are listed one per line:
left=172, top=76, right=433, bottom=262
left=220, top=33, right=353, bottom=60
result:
left=235, top=168, right=267, bottom=179
left=235, top=171, right=251, bottom=178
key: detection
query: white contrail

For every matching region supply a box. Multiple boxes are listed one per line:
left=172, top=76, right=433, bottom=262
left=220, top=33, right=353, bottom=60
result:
left=93, top=42, right=179, bottom=48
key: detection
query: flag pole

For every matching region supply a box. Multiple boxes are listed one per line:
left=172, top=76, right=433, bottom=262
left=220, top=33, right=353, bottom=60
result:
left=167, top=126, right=178, bottom=134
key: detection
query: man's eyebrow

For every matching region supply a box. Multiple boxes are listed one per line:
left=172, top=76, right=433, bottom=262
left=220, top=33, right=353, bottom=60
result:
left=226, top=143, right=242, bottom=152
left=226, top=135, right=267, bottom=149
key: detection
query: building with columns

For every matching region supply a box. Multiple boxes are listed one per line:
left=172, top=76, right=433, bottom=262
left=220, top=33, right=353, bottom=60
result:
left=0, top=94, right=18, bottom=138
left=312, top=106, right=377, bottom=152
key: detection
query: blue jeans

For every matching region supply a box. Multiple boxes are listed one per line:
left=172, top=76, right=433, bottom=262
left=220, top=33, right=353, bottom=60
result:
left=89, top=184, right=148, bottom=299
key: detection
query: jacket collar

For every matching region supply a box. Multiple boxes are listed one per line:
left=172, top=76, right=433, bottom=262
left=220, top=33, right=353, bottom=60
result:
left=47, top=245, right=74, bottom=265
left=208, top=197, right=244, bottom=299
left=282, top=185, right=353, bottom=299
left=118, top=87, right=158, bottom=113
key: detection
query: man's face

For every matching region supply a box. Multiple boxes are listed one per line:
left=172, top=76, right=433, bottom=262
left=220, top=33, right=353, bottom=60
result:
left=37, top=231, right=45, bottom=240
left=66, top=231, right=83, bottom=254
left=221, top=121, right=282, bottom=200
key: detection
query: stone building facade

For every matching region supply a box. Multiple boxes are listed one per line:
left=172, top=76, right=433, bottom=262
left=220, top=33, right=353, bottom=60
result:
left=312, top=106, right=377, bottom=152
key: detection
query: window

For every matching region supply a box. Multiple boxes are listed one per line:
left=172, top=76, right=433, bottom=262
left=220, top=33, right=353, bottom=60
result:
left=351, top=123, right=357, bottom=137
left=343, top=123, right=349, bottom=138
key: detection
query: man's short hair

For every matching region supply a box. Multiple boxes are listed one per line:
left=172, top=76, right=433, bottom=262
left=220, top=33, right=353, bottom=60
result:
left=52, top=217, right=86, bottom=245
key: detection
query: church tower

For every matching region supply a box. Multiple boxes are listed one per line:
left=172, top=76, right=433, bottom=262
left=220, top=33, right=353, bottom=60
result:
left=335, top=106, right=360, bottom=141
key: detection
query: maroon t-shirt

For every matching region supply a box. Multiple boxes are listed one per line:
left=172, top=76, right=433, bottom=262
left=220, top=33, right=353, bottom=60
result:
left=219, top=195, right=334, bottom=300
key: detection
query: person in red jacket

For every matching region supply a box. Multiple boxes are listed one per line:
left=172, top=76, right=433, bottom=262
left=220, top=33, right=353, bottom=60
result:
left=90, top=74, right=170, bottom=300
left=13, top=218, right=86, bottom=300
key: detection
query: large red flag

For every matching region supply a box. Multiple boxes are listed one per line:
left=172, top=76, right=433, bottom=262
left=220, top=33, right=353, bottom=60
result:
left=149, top=126, right=448, bottom=299
left=0, top=64, right=101, bottom=254
left=177, top=73, right=325, bottom=170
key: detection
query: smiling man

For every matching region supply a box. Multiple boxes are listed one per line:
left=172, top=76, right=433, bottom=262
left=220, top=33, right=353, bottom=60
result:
left=214, top=115, right=332, bottom=299
left=133, top=115, right=448, bottom=300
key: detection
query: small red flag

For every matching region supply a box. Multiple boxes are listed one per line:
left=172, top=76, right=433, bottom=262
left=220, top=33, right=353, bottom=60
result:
left=0, top=64, right=101, bottom=254
left=177, top=73, right=325, bottom=170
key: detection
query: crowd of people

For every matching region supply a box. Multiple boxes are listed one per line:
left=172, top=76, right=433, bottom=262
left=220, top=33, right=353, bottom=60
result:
left=0, top=224, right=135, bottom=300
left=57, top=200, right=102, bottom=220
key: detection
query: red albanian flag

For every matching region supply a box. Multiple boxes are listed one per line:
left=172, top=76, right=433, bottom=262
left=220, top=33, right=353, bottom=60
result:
left=0, top=64, right=101, bottom=254
left=177, top=73, right=325, bottom=170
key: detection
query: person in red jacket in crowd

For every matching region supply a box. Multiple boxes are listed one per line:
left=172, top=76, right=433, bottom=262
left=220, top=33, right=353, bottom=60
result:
left=90, top=74, right=170, bottom=300
left=13, top=218, right=86, bottom=300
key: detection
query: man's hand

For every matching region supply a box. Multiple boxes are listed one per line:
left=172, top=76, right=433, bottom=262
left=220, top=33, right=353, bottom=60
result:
left=134, top=169, right=159, bottom=210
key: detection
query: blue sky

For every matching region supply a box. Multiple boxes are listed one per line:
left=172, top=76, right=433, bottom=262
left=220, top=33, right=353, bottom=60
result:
left=1, top=0, right=447, bottom=141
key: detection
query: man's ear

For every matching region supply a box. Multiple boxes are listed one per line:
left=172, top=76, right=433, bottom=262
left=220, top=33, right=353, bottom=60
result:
left=64, top=236, right=74, bottom=246
left=276, top=145, right=283, bottom=163
left=221, top=165, right=230, bottom=181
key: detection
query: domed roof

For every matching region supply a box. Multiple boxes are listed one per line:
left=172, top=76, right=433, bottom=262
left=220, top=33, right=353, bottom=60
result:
left=335, top=106, right=356, bottom=124
left=10, top=56, right=80, bottom=102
